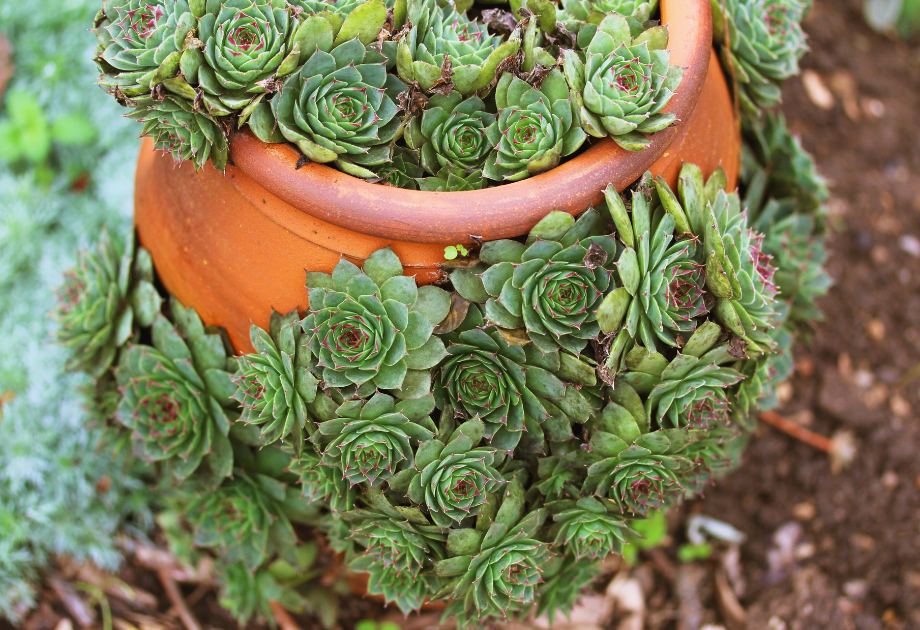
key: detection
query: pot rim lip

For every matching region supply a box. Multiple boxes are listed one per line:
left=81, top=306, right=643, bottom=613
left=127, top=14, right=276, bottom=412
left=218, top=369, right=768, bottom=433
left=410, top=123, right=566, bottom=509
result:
left=225, top=0, right=713, bottom=244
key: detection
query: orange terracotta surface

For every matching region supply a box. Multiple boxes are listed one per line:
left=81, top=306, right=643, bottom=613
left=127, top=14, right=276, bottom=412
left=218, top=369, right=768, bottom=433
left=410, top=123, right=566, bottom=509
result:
left=134, top=0, right=741, bottom=353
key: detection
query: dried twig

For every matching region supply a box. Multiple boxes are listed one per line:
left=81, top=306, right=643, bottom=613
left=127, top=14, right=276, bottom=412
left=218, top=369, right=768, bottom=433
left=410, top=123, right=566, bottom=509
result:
left=155, top=568, right=201, bottom=630
left=758, top=410, right=831, bottom=451
left=49, top=577, right=97, bottom=627
left=269, top=601, right=302, bottom=630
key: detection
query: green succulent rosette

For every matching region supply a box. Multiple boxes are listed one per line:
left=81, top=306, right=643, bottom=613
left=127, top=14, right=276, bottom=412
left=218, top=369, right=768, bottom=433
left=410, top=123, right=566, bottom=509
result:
left=55, top=230, right=160, bottom=377
left=270, top=39, right=405, bottom=178
left=288, top=448, right=356, bottom=510
left=114, top=300, right=238, bottom=483
left=417, top=166, right=487, bottom=191
left=403, top=418, right=506, bottom=528
left=313, top=392, right=436, bottom=486
left=531, top=446, right=584, bottom=502
left=549, top=496, right=633, bottom=559
left=301, top=247, right=451, bottom=399
left=598, top=181, right=709, bottom=353
left=396, top=0, right=521, bottom=95
left=93, top=0, right=198, bottom=98
left=580, top=381, right=699, bottom=515
left=483, top=70, right=587, bottom=182
left=733, top=320, right=793, bottom=425
left=656, top=163, right=781, bottom=352
left=349, top=515, right=446, bottom=577
left=196, top=0, right=302, bottom=113
left=558, top=0, right=659, bottom=24
left=434, top=488, right=548, bottom=621
left=712, top=0, right=809, bottom=117
left=678, top=428, right=743, bottom=495
left=187, top=472, right=298, bottom=570
left=126, top=94, right=229, bottom=170
left=406, top=91, right=495, bottom=174
left=375, top=147, right=425, bottom=189
left=434, top=304, right=595, bottom=452
left=233, top=309, right=320, bottom=446
left=619, top=322, right=745, bottom=430
left=563, top=14, right=683, bottom=151
left=218, top=558, right=309, bottom=626
left=477, top=208, right=615, bottom=354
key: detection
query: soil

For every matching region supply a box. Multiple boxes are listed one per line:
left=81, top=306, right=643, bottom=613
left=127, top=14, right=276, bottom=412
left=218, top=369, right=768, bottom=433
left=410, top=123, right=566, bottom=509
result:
left=5, top=1, right=920, bottom=629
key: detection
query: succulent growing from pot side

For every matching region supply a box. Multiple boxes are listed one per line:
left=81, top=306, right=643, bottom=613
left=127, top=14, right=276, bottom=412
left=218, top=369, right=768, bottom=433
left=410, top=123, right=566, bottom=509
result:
left=483, top=70, right=587, bottom=182
left=55, top=230, right=160, bottom=377
left=127, top=94, right=230, bottom=170
left=94, top=0, right=198, bottom=97
left=313, top=392, right=436, bottom=486
left=114, top=300, right=237, bottom=483
left=233, top=309, right=320, bottom=446
left=478, top=207, right=614, bottom=354
left=711, top=0, right=809, bottom=116
left=406, top=91, right=495, bottom=174
left=301, top=247, right=451, bottom=399
left=271, top=39, right=405, bottom=178
left=396, top=0, right=521, bottom=95
left=597, top=182, right=708, bottom=353
left=563, top=14, right=683, bottom=151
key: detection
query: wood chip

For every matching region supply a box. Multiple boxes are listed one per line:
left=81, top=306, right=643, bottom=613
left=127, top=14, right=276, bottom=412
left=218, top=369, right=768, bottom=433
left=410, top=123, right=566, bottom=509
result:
left=48, top=577, right=96, bottom=628
left=801, top=70, right=834, bottom=110
left=269, top=601, right=302, bottom=630
left=155, top=568, right=201, bottom=630
left=714, top=567, right=747, bottom=630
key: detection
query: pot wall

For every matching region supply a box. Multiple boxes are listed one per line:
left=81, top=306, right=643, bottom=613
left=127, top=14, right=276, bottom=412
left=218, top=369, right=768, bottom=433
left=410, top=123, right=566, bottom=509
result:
left=134, top=0, right=740, bottom=353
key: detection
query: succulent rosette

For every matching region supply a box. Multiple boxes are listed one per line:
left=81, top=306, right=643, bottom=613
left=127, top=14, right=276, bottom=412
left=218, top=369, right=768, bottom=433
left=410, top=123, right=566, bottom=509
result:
left=549, top=496, right=632, bottom=559
left=349, top=514, right=446, bottom=576
left=55, top=231, right=160, bottom=377
left=406, top=91, right=495, bottom=174
left=563, top=14, right=683, bottom=151
left=712, top=0, right=809, bottom=116
left=271, top=39, right=405, bottom=178
left=114, top=300, right=237, bottom=483
left=396, top=0, right=521, bottom=95
left=314, top=393, right=436, bottom=486
left=597, top=182, right=709, bottom=352
left=93, top=0, right=197, bottom=97
left=434, top=304, right=594, bottom=452
left=417, top=166, right=487, bottom=191
left=435, top=490, right=549, bottom=621
left=483, top=71, right=587, bottom=182
left=196, top=0, right=302, bottom=113
left=233, top=309, right=320, bottom=445
left=127, top=94, right=229, bottom=170
left=288, top=449, right=356, bottom=510
left=478, top=208, right=615, bottom=354
left=187, top=472, right=298, bottom=570
left=403, top=418, right=506, bottom=527
left=301, top=247, right=451, bottom=399
left=375, top=147, right=425, bottom=189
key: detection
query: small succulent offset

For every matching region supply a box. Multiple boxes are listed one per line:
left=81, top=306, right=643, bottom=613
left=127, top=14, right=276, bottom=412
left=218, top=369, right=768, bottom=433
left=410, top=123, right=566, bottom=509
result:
left=711, top=0, right=809, bottom=117
left=563, top=14, right=684, bottom=151
left=406, top=91, right=495, bottom=174
left=55, top=231, right=160, bottom=377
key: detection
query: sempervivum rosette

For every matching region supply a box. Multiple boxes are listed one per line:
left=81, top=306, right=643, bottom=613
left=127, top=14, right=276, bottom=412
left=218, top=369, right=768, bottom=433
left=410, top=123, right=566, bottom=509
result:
left=114, top=299, right=237, bottom=484
left=233, top=309, right=319, bottom=446
left=404, top=418, right=506, bottom=527
left=483, top=70, right=587, bottom=182
left=196, top=0, right=302, bottom=113
left=313, top=393, right=436, bottom=486
left=548, top=496, right=632, bottom=559
left=93, top=0, right=198, bottom=97
left=55, top=231, right=160, bottom=377
left=597, top=180, right=709, bottom=353
left=559, top=0, right=659, bottom=24
left=712, top=0, right=809, bottom=117
left=434, top=305, right=595, bottom=452
left=406, top=91, right=495, bottom=175
left=620, top=323, right=746, bottom=430
left=563, top=14, right=683, bottom=151
left=301, top=247, right=451, bottom=399
left=477, top=208, right=615, bottom=354
left=396, top=0, right=520, bottom=95
left=127, top=94, right=229, bottom=170
left=271, top=39, right=406, bottom=178
left=435, top=486, right=548, bottom=624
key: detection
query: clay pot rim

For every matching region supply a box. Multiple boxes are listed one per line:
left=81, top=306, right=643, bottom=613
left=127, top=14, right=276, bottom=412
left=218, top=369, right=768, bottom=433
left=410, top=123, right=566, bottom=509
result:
left=226, top=0, right=713, bottom=244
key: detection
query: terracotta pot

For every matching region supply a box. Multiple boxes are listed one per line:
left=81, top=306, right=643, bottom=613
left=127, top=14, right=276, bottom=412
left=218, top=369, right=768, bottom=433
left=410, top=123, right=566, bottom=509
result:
left=134, top=0, right=740, bottom=354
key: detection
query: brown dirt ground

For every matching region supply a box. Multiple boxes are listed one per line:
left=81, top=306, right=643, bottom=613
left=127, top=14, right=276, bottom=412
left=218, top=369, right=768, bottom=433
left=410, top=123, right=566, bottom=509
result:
left=4, top=1, right=920, bottom=629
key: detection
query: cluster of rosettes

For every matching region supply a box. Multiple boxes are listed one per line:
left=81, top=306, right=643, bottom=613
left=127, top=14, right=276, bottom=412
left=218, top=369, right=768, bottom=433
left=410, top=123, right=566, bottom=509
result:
left=93, top=0, right=683, bottom=185
left=71, top=153, right=823, bottom=627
